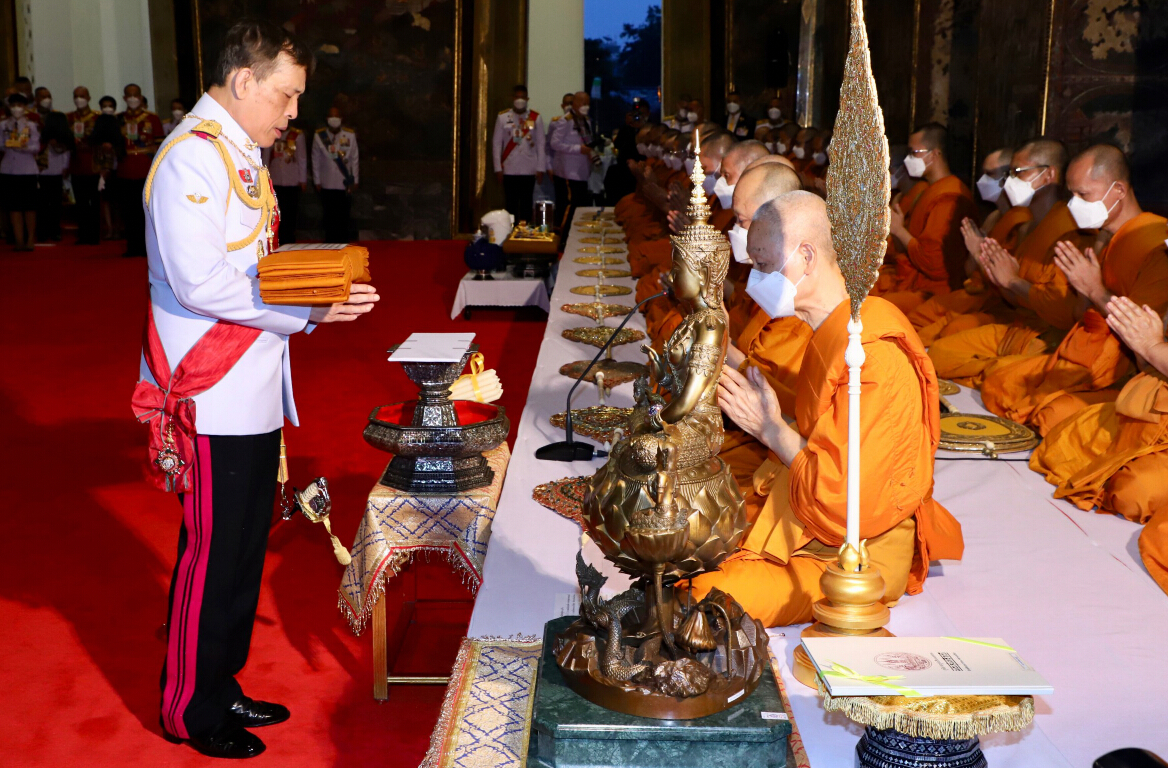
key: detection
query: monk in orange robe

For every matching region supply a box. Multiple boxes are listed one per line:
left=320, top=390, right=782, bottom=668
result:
left=1031, top=296, right=1168, bottom=596
left=689, top=191, right=963, bottom=627
left=981, top=146, right=1168, bottom=435
left=876, top=124, right=979, bottom=314
left=928, top=139, right=1094, bottom=386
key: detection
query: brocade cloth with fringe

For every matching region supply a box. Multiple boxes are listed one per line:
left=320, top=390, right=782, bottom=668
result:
left=338, top=444, right=510, bottom=633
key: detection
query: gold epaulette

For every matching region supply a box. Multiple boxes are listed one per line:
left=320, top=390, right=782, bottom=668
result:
left=551, top=114, right=562, bottom=122
left=343, top=127, right=355, bottom=133
left=499, top=108, right=510, bottom=115
left=316, top=126, right=328, bottom=133
left=192, top=119, right=221, bottom=137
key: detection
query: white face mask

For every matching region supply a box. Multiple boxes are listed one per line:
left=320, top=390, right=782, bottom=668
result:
left=792, top=146, right=806, bottom=160
left=777, top=142, right=788, bottom=155
left=1067, top=182, right=1118, bottom=230
left=577, top=105, right=590, bottom=117
left=677, top=108, right=688, bottom=121
left=101, top=106, right=115, bottom=115
left=713, top=176, right=735, bottom=209
left=726, top=102, right=741, bottom=115
left=765, top=142, right=776, bottom=153
left=1004, top=173, right=1042, bottom=207
left=665, top=155, right=681, bottom=171
left=327, top=116, right=343, bottom=129
left=172, top=109, right=184, bottom=121
left=563, top=105, right=572, bottom=114
left=39, top=98, right=52, bottom=110
left=686, top=112, right=698, bottom=124
left=702, top=171, right=718, bottom=195
left=513, top=98, right=527, bottom=111
left=729, top=224, right=751, bottom=263
left=813, top=151, right=827, bottom=166
left=74, top=97, right=89, bottom=110
left=976, top=174, right=1003, bottom=203
left=904, top=154, right=927, bottom=178
left=746, top=262, right=804, bottom=319
left=125, top=96, right=141, bottom=109
left=10, top=106, right=25, bottom=118
left=636, top=142, right=647, bottom=155
left=768, top=107, right=782, bottom=121
left=684, top=157, right=695, bottom=175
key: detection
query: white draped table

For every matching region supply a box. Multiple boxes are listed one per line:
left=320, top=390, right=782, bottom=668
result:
left=449, top=270, right=552, bottom=319
left=466, top=208, right=1168, bottom=766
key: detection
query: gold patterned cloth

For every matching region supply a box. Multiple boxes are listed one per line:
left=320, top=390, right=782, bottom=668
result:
left=561, top=326, right=645, bottom=349
left=549, top=406, right=633, bottom=444
left=569, top=284, right=632, bottom=297
left=559, top=359, right=647, bottom=385
left=560, top=301, right=631, bottom=321
left=338, top=445, right=510, bottom=634
left=532, top=476, right=590, bottom=526
left=422, top=639, right=810, bottom=768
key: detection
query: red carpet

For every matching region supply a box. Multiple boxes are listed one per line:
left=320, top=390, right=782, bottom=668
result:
left=0, top=239, right=545, bottom=767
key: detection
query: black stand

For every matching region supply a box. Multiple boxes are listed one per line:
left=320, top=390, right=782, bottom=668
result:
left=535, top=290, right=665, bottom=462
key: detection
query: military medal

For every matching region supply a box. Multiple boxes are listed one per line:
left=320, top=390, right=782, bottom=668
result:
left=154, top=421, right=185, bottom=487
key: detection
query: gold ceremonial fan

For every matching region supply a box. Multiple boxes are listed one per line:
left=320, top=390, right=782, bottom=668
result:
left=562, top=326, right=645, bottom=349
left=938, top=413, right=1038, bottom=457
left=549, top=406, right=633, bottom=444
left=938, top=379, right=960, bottom=396
left=579, top=237, right=612, bottom=244
left=561, top=302, right=632, bottom=321
left=578, top=246, right=626, bottom=254
left=574, top=256, right=625, bottom=265
left=576, top=268, right=632, bottom=279
left=570, top=284, right=632, bottom=297
left=558, top=359, right=647, bottom=386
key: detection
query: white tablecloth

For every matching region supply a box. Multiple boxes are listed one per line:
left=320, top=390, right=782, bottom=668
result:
left=468, top=207, right=1168, bottom=766
left=449, top=270, right=552, bottom=319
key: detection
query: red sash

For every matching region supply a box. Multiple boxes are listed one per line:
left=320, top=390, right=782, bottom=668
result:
left=501, top=110, right=539, bottom=165
left=131, top=302, right=261, bottom=492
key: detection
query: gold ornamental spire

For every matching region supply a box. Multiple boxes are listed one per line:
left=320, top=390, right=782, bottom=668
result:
left=670, top=127, right=730, bottom=302
left=686, top=127, right=711, bottom=224
left=826, top=0, right=891, bottom=319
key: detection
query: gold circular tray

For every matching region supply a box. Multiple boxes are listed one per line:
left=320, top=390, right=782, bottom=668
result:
left=938, top=379, right=960, bottom=396
left=574, top=256, right=626, bottom=265
left=570, top=284, right=632, bottom=297
left=561, top=302, right=632, bottom=321
left=579, top=236, right=617, bottom=244
left=562, top=326, right=645, bottom=349
left=576, top=268, right=632, bottom=279
left=559, top=359, right=648, bottom=386
left=938, top=413, right=1038, bottom=455
left=578, top=245, right=627, bottom=254
left=549, top=406, right=633, bottom=444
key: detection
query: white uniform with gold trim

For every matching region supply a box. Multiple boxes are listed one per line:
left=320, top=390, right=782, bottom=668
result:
left=142, top=92, right=312, bottom=436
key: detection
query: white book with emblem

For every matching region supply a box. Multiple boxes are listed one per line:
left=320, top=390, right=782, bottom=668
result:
left=800, top=637, right=1054, bottom=697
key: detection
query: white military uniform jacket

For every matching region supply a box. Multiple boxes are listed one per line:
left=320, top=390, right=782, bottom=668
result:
left=141, top=93, right=312, bottom=436
left=262, top=127, right=309, bottom=187
left=313, top=127, right=359, bottom=190
left=491, top=108, right=546, bottom=176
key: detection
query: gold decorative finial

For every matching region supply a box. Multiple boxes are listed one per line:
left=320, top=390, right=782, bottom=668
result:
left=670, top=127, right=730, bottom=308
left=687, top=127, right=709, bottom=221
left=826, top=0, right=891, bottom=320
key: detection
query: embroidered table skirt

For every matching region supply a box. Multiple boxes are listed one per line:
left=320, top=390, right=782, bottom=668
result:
left=338, top=444, right=510, bottom=634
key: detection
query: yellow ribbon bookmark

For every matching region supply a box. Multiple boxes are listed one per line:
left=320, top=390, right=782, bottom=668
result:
left=943, top=637, right=1016, bottom=652
left=820, top=662, right=922, bottom=697
left=467, top=352, right=485, bottom=401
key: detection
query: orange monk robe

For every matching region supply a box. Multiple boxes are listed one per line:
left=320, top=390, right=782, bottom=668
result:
left=874, top=180, right=930, bottom=293
left=725, top=260, right=755, bottom=340
left=981, top=213, right=1168, bottom=434
left=690, top=298, right=964, bottom=627
left=878, top=175, right=979, bottom=314
left=909, top=206, right=1034, bottom=345
left=928, top=201, right=1092, bottom=386
left=1031, top=372, right=1168, bottom=596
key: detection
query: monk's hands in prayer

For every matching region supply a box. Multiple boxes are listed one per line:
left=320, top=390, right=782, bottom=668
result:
left=960, top=217, right=984, bottom=259
left=1053, top=240, right=1110, bottom=310
left=978, top=238, right=1024, bottom=296
left=718, top=366, right=806, bottom=465
left=309, top=284, right=380, bottom=323
left=1106, top=296, right=1167, bottom=363
left=888, top=202, right=910, bottom=248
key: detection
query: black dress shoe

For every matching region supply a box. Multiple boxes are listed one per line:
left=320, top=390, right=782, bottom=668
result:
left=161, top=720, right=266, bottom=759
left=228, top=696, right=290, bottom=728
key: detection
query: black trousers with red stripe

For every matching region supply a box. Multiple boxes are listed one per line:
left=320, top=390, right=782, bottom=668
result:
left=160, top=429, right=281, bottom=740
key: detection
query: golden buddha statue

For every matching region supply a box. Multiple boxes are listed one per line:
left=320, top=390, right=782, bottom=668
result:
left=556, top=133, right=763, bottom=720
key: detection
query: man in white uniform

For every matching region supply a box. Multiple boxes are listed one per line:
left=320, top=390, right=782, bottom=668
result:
left=261, top=124, right=309, bottom=243
left=491, top=84, right=545, bottom=222
left=312, top=106, right=359, bottom=242
left=135, top=21, right=378, bottom=758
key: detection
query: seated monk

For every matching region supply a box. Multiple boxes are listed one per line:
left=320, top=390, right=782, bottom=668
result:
left=908, top=146, right=1035, bottom=345
left=613, top=123, right=658, bottom=223
left=980, top=145, right=1168, bottom=435
left=876, top=123, right=978, bottom=315
left=689, top=191, right=964, bottom=627
left=798, top=129, right=831, bottom=196
left=928, top=139, right=1094, bottom=386
left=775, top=122, right=799, bottom=159
left=1030, top=296, right=1168, bottom=596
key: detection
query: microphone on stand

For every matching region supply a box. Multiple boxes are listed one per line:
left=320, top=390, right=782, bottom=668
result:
left=536, top=288, right=668, bottom=462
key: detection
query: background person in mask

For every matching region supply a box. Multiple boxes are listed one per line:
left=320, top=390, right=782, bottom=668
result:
left=979, top=144, right=1168, bottom=436
left=754, top=95, right=785, bottom=138
left=547, top=93, right=575, bottom=217
left=163, top=98, right=187, bottom=135
left=973, top=146, right=1013, bottom=230
left=95, top=95, right=121, bottom=240
left=34, top=86, right=73, bottom=242
left=116, top=83, right=163, bottom=257
left=66, top=86, right=107, bottom=244
left=492, top=84, right=546, bottom=222
left=682, top=98, right=704, bottom=133
left=1, top=92, right=41, bottom=250
left=313, top=105, right=359, bottom=243
left=723, top=90, right=752, bottom=139
left=665, top=93, right=691, bottom=130
left=688, top=190, right=962, bottom=627
left=548, top=91, right=595, bottom=238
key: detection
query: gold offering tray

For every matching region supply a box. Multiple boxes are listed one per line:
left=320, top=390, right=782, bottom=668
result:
left=573, top=256, right=625, bottom=265
left=578, top=246, right=626, bottom=254
left=562, top=326, right=645, bottom=349
left=938, top=379, right=960, bottom=396
left=570, top=284, right=632, bottom=297
left=558, top=359, right=647, bottom=386
left=938, top=413, right=1038, bottom=457
left=561, top=302, right=632, bottom=321
left=509, top=224, right=556, bottom=241
left=576, top=268, right=632, bottom=279
left=549, top=406, right=634, bottom=445
left=579, top=237, right=611, bottom=244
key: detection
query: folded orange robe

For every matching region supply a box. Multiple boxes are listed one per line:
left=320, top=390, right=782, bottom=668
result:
left=929, top=201, right=1092, bottom=385
left=258, top=245, right=371, bottom=305
left=909, top=205, right=1034, bottom=345
left=691, top=297, right=964, bottom=626
left=981, top=213, right=1168, bottom=434
left=1031, top=372, right=1168, bottom=596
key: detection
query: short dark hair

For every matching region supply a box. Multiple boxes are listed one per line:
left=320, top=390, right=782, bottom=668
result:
left=7, top=92, right=28, bottom=106
left=13, top=76, right=30, bottom=86
left=99, top=96, right=116, bottom=107
left=124, top=83, right=141, bottom=93
left=513, top=84, right=528, bottom=93
left=211, top=19, right=315, bottom=88
left=913, top=122, right=948, bottom=157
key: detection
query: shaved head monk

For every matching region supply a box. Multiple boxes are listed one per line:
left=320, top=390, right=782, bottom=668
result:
left=928, top=138, right=1094, bottom=386
left=1031, top=295, right=1168, bottom=597
left=689, top=191, right=964, bottom=627
left=979, top=145, right=1168, bottom=434
left=877, top=123, right=978, bottom=314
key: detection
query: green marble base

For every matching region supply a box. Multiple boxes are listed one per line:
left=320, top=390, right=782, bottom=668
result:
left=529, top=616, right=792, bottom=768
